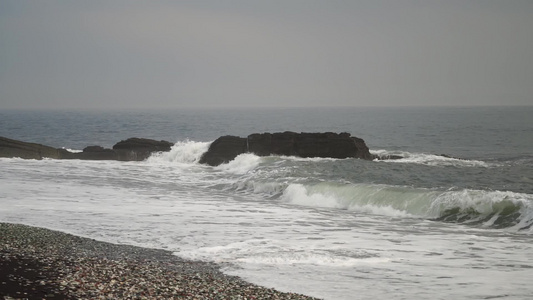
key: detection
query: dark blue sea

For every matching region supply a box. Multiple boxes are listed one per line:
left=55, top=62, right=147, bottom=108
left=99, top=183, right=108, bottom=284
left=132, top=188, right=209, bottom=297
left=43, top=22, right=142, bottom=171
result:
left=1, top=106, right=532, bottom=299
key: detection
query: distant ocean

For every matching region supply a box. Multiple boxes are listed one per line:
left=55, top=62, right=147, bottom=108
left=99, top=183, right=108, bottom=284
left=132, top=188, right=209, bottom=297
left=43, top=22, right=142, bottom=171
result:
left=1, top=106, right=532, bottom=300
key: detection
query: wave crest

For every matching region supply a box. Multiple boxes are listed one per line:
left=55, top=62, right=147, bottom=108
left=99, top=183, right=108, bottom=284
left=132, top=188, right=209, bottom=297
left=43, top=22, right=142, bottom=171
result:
left=215, top=153, right=262, bottom=174
left=147, top=140, right=210, bottom=164
left=280, top=182, right=533, bottom=231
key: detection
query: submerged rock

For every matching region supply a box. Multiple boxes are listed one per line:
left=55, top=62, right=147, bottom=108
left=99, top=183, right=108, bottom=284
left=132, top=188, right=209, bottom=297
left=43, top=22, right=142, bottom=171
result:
left=200, top=132, right=373, bottom=166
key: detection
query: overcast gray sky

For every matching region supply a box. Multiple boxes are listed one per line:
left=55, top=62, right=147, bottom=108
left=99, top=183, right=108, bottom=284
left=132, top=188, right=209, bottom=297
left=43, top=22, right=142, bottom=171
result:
left=1, top=0, right=531, bottom=110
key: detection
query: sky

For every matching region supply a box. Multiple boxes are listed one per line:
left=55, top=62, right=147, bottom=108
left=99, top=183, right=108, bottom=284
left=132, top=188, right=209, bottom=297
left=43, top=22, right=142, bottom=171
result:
left=0, top=0, right=532, bottom=110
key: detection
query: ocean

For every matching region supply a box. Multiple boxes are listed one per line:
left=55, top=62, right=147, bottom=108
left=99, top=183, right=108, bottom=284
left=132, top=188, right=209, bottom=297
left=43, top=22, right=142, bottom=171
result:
left=1, top=106, right=532, bottom=299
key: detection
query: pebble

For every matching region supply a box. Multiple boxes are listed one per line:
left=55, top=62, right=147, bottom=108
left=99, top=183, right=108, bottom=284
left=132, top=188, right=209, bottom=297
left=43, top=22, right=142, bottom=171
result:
left=0, top=223, right=321, bottom=299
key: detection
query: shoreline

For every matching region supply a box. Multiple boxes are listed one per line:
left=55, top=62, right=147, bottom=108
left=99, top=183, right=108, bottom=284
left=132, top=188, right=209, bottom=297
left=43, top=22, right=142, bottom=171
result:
left=0, top=223, right=320, bottom=299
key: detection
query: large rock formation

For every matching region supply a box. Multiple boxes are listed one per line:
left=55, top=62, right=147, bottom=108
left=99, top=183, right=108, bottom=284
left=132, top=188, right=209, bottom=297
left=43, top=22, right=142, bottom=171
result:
left=0, top=136, right=61, bottom=159
left=1, top=133, right=376, bottom=165
left=0, top=136, right=172, bottom=161
left=199, top=132, right=373, bottom=166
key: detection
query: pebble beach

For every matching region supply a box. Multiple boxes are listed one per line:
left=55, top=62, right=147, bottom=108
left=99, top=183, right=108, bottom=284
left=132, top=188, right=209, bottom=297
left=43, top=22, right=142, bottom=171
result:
left=0, top=223, right=320, bottom=299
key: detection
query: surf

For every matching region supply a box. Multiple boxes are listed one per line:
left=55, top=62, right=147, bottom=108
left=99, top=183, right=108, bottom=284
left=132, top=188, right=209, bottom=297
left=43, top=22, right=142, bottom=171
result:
left=278, top=182, right=533, bottom=231
left=147, top=140, right=210, bottom=164
left=371, top=149, right=493, bottom=167
left=141, top=141, right=533, bottom=232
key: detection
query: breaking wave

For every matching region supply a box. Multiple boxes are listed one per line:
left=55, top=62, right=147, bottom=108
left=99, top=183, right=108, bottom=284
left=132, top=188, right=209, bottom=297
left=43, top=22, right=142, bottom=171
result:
left=280, top=182, right=533, bottom=231
left=147, top=140, right=210, bottom=164
left=215, top=153, right=262, bottom=175
left=144, top=142, right=533, bottom=231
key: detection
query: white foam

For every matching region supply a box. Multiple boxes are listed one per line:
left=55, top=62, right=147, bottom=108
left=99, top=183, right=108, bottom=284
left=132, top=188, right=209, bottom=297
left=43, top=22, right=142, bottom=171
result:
left=370, top=149, right=396, bottom=158
left=280, top=155, right=338, bottom=162
left=248, top=181, right=286, bottom=195
left=61, top=147, right=82, bottom=153
left=231, top=179, right=286, bottom=197
left=215, top=153, right=261, bottom=174
left=428, top=189, right=533, bottom=220
left=282, top=184, right=342, bottom=209
left=147, top=140, right=210, bottom=164
left=280, top=182, right=533, bottom=227
left=235, top=252, right=390, bottom=267
left=178, top=239, right=388, bottom=267
left=371, top=149, right=491, bottom=167
left=347, top=204, right=413, bottom=218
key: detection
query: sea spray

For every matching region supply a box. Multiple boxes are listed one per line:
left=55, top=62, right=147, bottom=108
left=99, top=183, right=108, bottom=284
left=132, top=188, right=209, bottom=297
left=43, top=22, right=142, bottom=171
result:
left=147, top=140, right=210, bottom=164
left=215, top=153, right=262, bottom=175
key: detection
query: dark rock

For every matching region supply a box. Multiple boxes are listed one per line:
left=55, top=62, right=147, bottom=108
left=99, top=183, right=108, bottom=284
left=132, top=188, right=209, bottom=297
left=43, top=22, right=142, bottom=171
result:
left=58, top=146, right=118, bottom=160
left=199, top=135, right=247, bottom=166
left=270, top=131, right=298, bottom=156
left=200, top=132, right=373, bottom=166
left=112, top=138, right=173, bottom=151
left=0, top=136, right=60, bottom=159
left=113, top=138, right=173, bottom=161
left=83, top=146, right=118, bottom=160
left=247, top=133, right=272, bottom=156
left=2, top=132, right=374, bottom=165
left=0, top=136, right=173, bottom=161
left=83, top=145, right=106, bottom=152
left=351, top=136, right=374, bottom=160
left=293, top=132, right=357, bottom=159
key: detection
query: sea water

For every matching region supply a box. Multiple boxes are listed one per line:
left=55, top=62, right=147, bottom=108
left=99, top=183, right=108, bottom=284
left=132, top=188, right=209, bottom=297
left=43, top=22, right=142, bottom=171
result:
left=1, top=106, right=532, bottom=299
